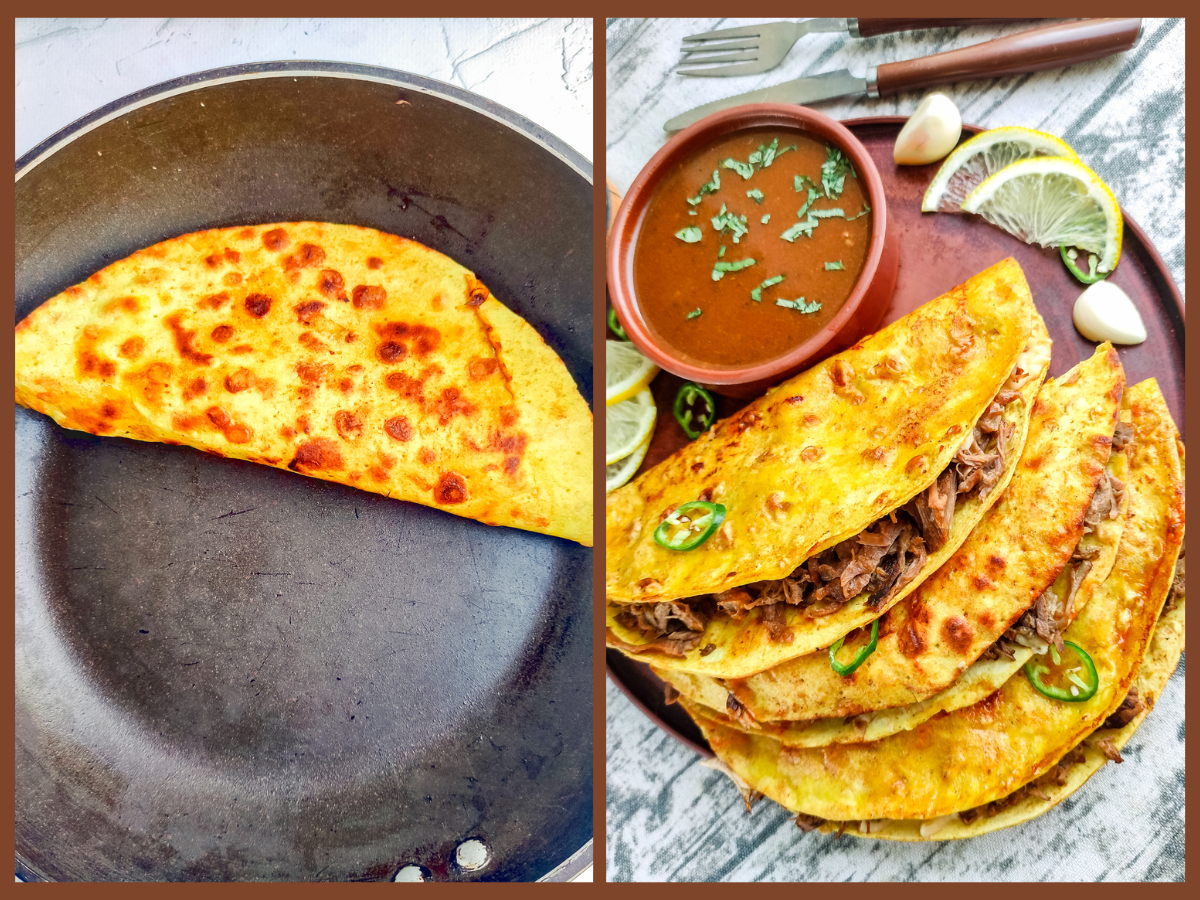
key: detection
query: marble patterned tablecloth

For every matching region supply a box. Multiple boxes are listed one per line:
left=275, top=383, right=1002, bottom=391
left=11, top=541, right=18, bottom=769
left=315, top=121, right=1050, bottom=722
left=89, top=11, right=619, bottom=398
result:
left=15, top=17, right=593, bottom=884
left=605, top=17, right=1184, bottom=883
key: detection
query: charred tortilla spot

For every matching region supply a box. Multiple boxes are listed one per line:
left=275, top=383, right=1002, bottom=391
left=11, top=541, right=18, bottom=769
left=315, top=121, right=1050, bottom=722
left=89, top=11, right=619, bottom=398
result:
left=432, top=387, right=477, bottom=425
left=317, top=268, right=347, bottom=300
left=339, top=378, right=353, bottom=393
left=202, top=291, right=230, bottom=310
left=224, top=368, right=251, bottom=393
left=898, top=620, right=927, bottom=658
left=375, top=321, right=442, bottom=357
left=367, top=256, right=383, bottom=270
left=183, top=377, right=208, bottom=400
left=119, top=337, right=145, bottom=359
left=294, top=300, right=326, bottom=324
left=468, top=357, right=500, bottom=379
left=296, top=361, right=331, bottom=386
left=352, top=285, right=387, bottom=310
left=205, top=254, right=222, bottom=268
left=972, top=574, right=994, bottom=591
left=165, top=312, right=214, bottom=365
left=206, top=406, right=252, bottom=443
left=231, top=344, right=253, bottom=354
left=262, top=228, right=289, bottom=251
left=224, top=272, right=243, bottom=287
left=986, top=554, right=1006, bottom=576
left=224, top=247, right=241, bottom=263
left=435, top=471, right=468, bottom=504
left=384, top=416, right=414, bottom=441
left=942, top=616, right=974, bottom=653
left=1025, top=456, right=1043, bottom=471
left=284, top=242, right=326, bottom=270
left=244, top=293, right=272, bottom=318
left=419, top=448, right=437, bottom=464
left=379, top=341, right=407, bottom=363
left=289, top=437, right=343, bottom=472
left=334, top=410, right=364, bottom=441
left=465, top=276, right=489, bottom=307
left=500, top=406, right=519, bottom=428
left=79, top=352, right=117, bottom=379
left=297, top=332, right=328, bottom=353
left=104, top=296, right=140, bottom=314
left=385, top=371, right=426, bottom=406
left=211, top=324, right=234, bottom=342
left=505, top=456, right=520, bottom=475
left=1092, top=434, right=1113, bottom=449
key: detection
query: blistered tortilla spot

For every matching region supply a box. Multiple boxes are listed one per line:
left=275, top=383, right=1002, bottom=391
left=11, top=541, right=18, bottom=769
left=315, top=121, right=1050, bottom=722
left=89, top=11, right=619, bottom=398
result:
left=377, top=452, right=397, bottom=470
left=432, top=387, right=477, bottom=425
left=317, top=268, right=347, bottom=301
left=898, top=615, right=928, bottom=658
left=435, top=471, right=468, bottom=504
left=338, top=378, right=354, bottom=394
left=288, top=437, right=343, bottom=472
left=280, top=426, right=294, bottom=439
left=431, top=293, right=444, bottom=310
left=468, top=357, right=500, bottom=379
left=352, top=285, right=387, bottom=310
left=209, top=325, right=233, bottom=343
left=1108, top=379, right=1124, bottom=403
left=296, top=361, right=331, bottom=386
left=334, top=410, right=364, bottom=441
left=378, top=340, right=407, bottom=363
left=985, top=554, right=1006, bottom=576
left=262, top=228, right=289, bottom=251
left=504, top=456, right=521, bottom=475
left=419, top=448, right=438, bottom=464
left=78, top=351, right=117, bottom=379
left=800, top=446, right=821, bottom=463
left=244, top=293, right=272, bottom=318
left=223, top=272, right=243, bottom=287
left=971, top=574, right=994, bottom=591
left=104, top=296, right=140, bottom=314
left=297, top=332, right=329, bottom=353
left=284, top=243, right=326, bottom=271
left=205, top=253, right=223, bottom=269
left=224, top=368, right=251, bottom=393
left=237, top=227, right=254, bottom=241
left=294, top=300, right=326, bottom=324
left=183, top=377, right=208, bottom=400
left=206, top=406, right=252, bottom=444
left=164, top=312, right=214, bottom=366
left=1024, top=456, right=1044, bottom=471
left=119, top=337, right=145, bottom=359
left=65, top=285, right=83, bottom=297
left=296, top=415, right=311, bottom=435
left=368, top=466, right=389, bottom=482
left=941, top=616, right=975, bottom=654
left=231, top=344, right=253, bottom=354
left=367, top=256, right=383, bottom=270
left=172, top=413, right=202, bottom=432
left=978, top=611, right=995, bottom=630
left=201, top=292, right=230, bottom=310
left=385, top=416, right=414, bottom=441
left=224, top=247, right=240, bottom=263
left=385, top=372, right=426, bottom=408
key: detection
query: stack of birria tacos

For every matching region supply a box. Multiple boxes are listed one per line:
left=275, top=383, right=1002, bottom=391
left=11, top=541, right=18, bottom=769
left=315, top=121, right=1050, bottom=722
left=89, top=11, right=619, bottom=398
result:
left=606, top=258, right=1185, bottom=839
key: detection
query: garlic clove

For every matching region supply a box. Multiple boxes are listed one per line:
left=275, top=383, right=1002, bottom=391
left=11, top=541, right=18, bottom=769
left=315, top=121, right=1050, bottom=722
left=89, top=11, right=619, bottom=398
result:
left=894, top=93, right=963, bottom=166
left=1072, top=280, right=1147, bottom=344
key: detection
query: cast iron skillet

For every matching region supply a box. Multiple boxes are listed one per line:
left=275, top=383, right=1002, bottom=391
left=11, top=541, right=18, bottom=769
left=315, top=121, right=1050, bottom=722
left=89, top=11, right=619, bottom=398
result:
left=15, top=61, right=592, bottom=882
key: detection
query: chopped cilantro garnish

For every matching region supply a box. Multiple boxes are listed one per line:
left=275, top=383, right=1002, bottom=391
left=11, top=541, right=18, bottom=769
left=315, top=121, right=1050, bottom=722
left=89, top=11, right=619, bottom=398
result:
left=750, top=275, right=785, bottom=302
left=797, top=188, right=819, bottom=220
left=809, top=208, right=845, bottom=218
left=711, top=258, right=756, bottom=281
left=687, top=170, right=721, bottom=206
left=711, top=204, right=749, bottom=243
left=748, top=138, right=795, bottom=169
left=746, top=188, right=765, bottom=204
left=760, top=214, right=771, bottom=224
left=777, top=297, right=822, bottom=313
left=846, top=201, right=871, bottom=221
left=821, top=144, right=857, bottom=200
left=675, top=226, right=703, bottom=243
left=781, top=215, right=818, bottom=242
left=718, top=246, right=726, bottom=258
left=824, top=261, right=844, bottom=271
left=721, top=157, right=755, bottom=180
left=688, top=210, right=698, bottom=216
left=687, top=308, right=703, bottom=319
left=794, top=174, right=822, bottom=195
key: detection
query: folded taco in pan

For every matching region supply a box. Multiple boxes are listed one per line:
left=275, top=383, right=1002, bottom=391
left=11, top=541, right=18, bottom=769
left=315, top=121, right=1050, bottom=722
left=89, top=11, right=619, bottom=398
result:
left=685, top=379, right=1183, bottom=834
left=660, top=343, right=1128, bottom=733
left=607, top=258, right=1051, bottom=678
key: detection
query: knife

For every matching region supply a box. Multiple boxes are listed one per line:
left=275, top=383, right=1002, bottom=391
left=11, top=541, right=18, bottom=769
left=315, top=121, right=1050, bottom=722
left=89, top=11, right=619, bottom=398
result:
left=665, top=18, right=1143, bottom=133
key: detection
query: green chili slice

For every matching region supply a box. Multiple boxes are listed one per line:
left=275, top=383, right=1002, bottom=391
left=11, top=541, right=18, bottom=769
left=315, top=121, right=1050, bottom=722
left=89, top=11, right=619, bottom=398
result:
left=673, top=382, right=716, bottom=440
left=607, top=307, right=629, bottom=340
left=828, top=618, right=879, bottom=676
left=653, top=501, right=726, bottom=551
left=1060, top=245, right=1107, bottom=284
left=1024, top=640, right=1099, bottom=702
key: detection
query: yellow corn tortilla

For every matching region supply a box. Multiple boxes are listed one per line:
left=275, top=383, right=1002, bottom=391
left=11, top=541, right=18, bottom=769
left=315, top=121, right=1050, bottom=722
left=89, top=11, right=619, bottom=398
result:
left=688, top=379, right=1182, bottom=821
left=14, top=222, right=592, bottom=544
left=723, top=344, right=1127, bottom=718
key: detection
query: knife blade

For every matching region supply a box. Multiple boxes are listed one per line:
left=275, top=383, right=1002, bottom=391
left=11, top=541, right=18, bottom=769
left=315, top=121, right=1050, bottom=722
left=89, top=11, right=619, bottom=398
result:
left=664, top=70, right=868, bottom=132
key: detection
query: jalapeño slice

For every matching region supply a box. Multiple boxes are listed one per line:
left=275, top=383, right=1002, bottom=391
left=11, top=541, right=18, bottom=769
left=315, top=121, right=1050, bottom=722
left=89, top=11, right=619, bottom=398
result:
left=1025, top=640, right=1099, bottom=702
left=1060, top=245, right=1107, bottom=284
left=653, top=501, right=726, bottom=551
left=828, top=618, right=880, bottom=676
left=674, top=382, right=716, bottom=440
left=607, top=307, right=629, bottom=340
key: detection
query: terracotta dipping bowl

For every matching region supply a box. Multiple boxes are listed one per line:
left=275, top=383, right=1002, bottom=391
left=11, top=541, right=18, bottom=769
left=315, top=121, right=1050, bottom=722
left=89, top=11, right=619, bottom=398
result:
left=608, top=104, right=898, bottom=397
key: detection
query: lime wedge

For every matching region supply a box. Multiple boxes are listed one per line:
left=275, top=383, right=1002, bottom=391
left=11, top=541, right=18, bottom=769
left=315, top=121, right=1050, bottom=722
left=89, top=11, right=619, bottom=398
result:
left=606, top=388, right=657, bottom=465
left=606, top=430, right=652, bottom=493
left=607, top=340, right=659, bottom=407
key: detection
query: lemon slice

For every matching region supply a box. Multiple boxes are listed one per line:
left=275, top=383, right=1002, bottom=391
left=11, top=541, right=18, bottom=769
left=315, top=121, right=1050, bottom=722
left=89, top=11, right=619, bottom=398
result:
left=607, top=340, right=659, bottom=407
left=962, top=156, right=1122, bottom=274
left=606, top=428, right=652, bottom=493
left=606, top=388, right=656, bottom=465
left=922, top=126, right=1079, bottom=213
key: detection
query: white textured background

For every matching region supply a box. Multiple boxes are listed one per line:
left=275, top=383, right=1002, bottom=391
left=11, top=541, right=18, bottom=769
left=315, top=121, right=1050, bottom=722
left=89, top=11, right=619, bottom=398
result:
left=606, top=17, right=1185, bottom=882
left=15, top=16, right=593, bottom=884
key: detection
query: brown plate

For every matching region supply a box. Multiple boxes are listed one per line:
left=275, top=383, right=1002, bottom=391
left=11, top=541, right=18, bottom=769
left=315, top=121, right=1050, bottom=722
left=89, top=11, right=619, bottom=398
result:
left=606, top=115, right=1185, bottom=757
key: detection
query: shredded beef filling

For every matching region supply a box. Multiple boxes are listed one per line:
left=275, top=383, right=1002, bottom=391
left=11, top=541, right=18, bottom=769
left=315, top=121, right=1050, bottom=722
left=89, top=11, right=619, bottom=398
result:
left=1163, top=554, right=1184, bottom=616
left=1111, top=421, right=1134, bottom=449
left=662, top=682, right=680, bottom=705
left=726, top=692, right=758, bottom=729
left=957, top=747, right=1087, bottom=823
left=794, top=813, right=826, bottom=833
left=1103, top=687, right=1146, bottom=729
left=1095, top=737, right=1124, bottom=763
left=623, top=384, right=1020, bottom=648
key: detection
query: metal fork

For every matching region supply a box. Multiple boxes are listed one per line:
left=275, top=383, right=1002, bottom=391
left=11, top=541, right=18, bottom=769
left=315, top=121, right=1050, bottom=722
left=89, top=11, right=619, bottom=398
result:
left=678, top=19, right=1037, bottom=77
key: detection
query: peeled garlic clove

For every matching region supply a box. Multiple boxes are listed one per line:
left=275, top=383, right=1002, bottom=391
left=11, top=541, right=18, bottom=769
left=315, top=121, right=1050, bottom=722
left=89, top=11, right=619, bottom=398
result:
left=1072, top=280, right=1147, bottom=344
left=893, top=93, right=962, bottom=165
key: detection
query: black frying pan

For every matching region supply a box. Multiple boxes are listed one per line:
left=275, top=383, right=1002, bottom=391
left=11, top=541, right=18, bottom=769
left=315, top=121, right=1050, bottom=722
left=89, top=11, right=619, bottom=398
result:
left=15, top=61, right=592, bottom=882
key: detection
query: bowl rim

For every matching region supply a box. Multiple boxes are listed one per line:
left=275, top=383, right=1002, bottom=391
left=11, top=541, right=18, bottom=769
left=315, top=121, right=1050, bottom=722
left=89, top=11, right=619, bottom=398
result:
left=607, top=103, right=888, bottom=385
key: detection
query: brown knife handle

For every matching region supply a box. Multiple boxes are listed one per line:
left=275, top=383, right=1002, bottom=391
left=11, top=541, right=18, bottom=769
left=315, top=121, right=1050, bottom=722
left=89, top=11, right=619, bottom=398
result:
left=853, top=18, right=1040, bottom=39
left=873, top=18, right=1142, bottom=96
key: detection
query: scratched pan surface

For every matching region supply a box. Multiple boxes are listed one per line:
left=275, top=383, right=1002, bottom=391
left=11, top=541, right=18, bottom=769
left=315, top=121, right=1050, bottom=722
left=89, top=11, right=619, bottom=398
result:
left=15, top=62, right=592, bottom=882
